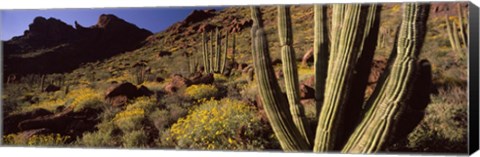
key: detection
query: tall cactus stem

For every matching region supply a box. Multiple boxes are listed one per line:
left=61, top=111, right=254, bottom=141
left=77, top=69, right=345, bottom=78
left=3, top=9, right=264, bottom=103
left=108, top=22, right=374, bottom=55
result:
left=457, top=3, right=467, bottom=47
left=341, top=3, right=430, bottom=153
left=313, top=4, right=330, bottom=122
left=221, top=30, right=229, bottom=74
left=278, top=5, right=312, bottom=145
left=202, top=32, right=209, bottom=73
left=209, top=31, right=215, bottom=73
left=250, top=6, right=310, bottom=151
left=313, top=4, right=368, bottom=152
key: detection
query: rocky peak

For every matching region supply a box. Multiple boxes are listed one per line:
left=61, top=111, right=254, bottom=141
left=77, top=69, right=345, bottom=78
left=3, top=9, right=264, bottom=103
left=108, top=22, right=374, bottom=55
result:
left=184, top=9, right=216, bottom=25
left=95, top=14, right=123, bottom=29
left=22, top=16, right=76, bottom=46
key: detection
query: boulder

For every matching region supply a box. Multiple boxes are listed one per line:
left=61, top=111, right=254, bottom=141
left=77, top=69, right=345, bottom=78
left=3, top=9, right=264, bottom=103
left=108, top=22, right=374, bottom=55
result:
left=299, top=84, right=315, bottom=100
left=158, top=51, right=172, bottom=57
left=3, top=108, right=53, bottom=135
left=164, top=74, right=192, bottom=94
left=17, top=107, right=102, bottom=138
left=155, top=77, right=165, bottom=83
left=105, top=82, right=153, bottom=107
left=191, top=73, right=214, bottom=85
left=44, top=84, right=61, bottom=92
left=366, top=59, right=387, bottom=96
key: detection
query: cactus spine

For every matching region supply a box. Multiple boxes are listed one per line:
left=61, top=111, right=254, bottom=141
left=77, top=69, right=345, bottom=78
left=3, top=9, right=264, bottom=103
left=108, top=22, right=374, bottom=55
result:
left=250, top=2, right=430, bottom=153
left=250, top=6, right=310, bottom=151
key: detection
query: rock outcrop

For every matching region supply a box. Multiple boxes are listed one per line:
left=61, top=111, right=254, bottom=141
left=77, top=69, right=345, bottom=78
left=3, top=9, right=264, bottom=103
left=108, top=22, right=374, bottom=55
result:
left=4, top=14, right=153, bottom=77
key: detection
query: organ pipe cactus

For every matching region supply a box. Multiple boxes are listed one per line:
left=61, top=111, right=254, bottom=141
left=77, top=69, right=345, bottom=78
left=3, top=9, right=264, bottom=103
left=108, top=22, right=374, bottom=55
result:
left=202, top=32, right=210, bottom=73
left=209, top=31, right=214, bottom=73
left=251, top=7, right=310, bottom=150
left=220, top=30, right=228, bottom=74
left=278, top=6, right=312, bottom=145
left=250, top=3, right=431, bottom=153
left=201, top=28, right=233, bottom=75
left=445, top=15, right=462, bottom=53
left=214, top=27, right=221, bottom=72
left=313, top=4, right=329, bottom=122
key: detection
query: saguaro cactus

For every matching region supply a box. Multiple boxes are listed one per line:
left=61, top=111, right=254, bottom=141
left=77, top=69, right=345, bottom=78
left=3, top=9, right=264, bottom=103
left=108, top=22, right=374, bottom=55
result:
left=250, top=3, right=430, bottom=153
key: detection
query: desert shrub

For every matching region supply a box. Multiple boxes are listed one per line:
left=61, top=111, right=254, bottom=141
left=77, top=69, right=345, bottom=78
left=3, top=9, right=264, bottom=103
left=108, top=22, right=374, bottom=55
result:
left=113, top=108, right=145, bottom=132
left=239, top=81, right=259, bottom=101
left=148, top=103, right=187, bottom=133
left=149, top=109, right=170, bottom=131
left=162, top=98, right=278, bottom=150
left=126, top=97, right=157, bottom=114
left=77, top=121, right=119, bottom=147
left=3, top=133, right=70, bottom=146
left=166, top=103, right=188, bottom=122
left=122, top=129, right=148, bottom=148
left=141, top=81, right=165, bottom=92
left=390, top=86, right=468, bottom=153
left=184, top=84, right=218, bottom=100
left=66, top=87, right=104, bottom=112
left=20, top=99, right=66, bottom=113
left=213, top=73, right=229, bottom=83
left=113, top=97, right=155, bottom=134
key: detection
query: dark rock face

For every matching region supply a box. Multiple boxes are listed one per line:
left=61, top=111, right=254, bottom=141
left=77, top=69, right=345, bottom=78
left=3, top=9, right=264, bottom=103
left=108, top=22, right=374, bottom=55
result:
left=4, top=14, right=153, bottom=77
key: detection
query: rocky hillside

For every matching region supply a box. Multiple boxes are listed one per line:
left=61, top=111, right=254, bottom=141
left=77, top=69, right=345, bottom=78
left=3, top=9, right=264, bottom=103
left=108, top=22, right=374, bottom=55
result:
left=3, top=14, right=152, bottom=76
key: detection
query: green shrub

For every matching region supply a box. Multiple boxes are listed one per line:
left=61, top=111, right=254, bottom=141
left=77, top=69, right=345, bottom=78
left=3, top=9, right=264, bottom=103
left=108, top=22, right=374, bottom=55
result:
left=4, top=133, right=70, bottom=146
left=389, top=86, right=468, bottom=153
left=77, top=121, right=119, bottom=147
left=162, top=98, right=279, bottom=150
left=149, top=109, right=170, bottom=131
left=184, top=84, right=219, bottom=100
left=113, top=108, right=145, bottom=132
left=122, top=129, right=148, bottom=148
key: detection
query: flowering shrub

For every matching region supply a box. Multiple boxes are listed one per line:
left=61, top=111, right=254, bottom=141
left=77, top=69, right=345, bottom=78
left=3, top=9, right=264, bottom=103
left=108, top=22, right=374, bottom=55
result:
left=184, top=84, right=218, bottom=100
left=3, top=133, right=70, bottom=146
left=66, top=87, right=103, bottom=112
left=162, top=98, right=278, bottom=150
